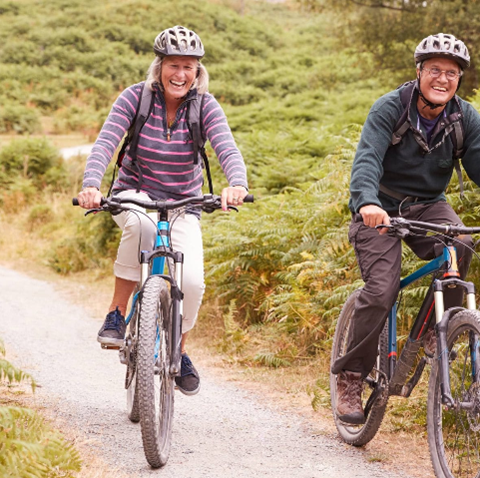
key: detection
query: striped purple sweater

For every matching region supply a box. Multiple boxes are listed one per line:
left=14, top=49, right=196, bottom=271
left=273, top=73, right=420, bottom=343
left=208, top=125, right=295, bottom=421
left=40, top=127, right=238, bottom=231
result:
left=82, top=82, right=248, bottom=199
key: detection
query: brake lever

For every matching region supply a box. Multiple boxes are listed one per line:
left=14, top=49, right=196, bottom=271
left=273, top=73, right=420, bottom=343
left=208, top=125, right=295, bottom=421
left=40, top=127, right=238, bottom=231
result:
left=84, top=208, right=103, bottom=216
left=84, top=203, right=125, bottom=216
left=376, top=223, right=410, bottom=239
left=375, top=224, right=391, bottom=231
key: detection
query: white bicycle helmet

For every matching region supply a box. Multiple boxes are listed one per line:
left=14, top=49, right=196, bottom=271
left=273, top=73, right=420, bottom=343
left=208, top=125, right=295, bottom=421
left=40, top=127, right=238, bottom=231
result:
left=414, top=33, right=470, bottom=69
left=153, top=25, right=205, bottom=58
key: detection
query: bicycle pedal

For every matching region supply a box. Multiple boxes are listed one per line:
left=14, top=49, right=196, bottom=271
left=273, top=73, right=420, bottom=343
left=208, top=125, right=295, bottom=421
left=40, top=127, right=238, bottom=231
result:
left=100, top=344, right=121, bottom=350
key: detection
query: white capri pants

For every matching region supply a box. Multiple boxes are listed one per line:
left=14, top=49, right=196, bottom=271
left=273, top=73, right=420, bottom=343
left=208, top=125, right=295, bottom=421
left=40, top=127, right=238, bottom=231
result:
left=112, top=190, right=205, bottom=333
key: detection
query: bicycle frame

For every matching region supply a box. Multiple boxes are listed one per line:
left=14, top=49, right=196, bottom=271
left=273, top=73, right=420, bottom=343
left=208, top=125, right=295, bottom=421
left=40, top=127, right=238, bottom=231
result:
left=386, top=241, right=477, bottom=405
left=125, top=209, right=184, bottom=377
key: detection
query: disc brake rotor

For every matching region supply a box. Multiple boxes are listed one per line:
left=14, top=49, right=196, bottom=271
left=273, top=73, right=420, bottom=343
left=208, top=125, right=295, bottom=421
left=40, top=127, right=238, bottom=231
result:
left=465, top=382, right=480, bottom=433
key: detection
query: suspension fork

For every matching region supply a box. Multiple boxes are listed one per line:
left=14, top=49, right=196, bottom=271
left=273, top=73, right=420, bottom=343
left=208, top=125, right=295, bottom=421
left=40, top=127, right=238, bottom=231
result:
left=139, top=215, right=185, bottom=376
left=434, top=244, right=478, bottom=407
left=169, top=250, right=184, bottom=376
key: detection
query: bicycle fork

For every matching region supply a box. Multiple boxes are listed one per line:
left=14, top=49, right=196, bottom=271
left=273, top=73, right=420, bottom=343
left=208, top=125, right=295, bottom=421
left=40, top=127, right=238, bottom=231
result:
left=388, top=246, right=478, bottom=402
left=140, top=219, right=185, bottom=378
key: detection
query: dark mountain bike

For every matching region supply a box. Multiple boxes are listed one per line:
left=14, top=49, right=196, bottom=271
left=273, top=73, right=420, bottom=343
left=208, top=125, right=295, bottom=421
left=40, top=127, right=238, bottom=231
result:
left=74, top=193, right=253, bottom=468
left=330, top=217, right=480, bottom=478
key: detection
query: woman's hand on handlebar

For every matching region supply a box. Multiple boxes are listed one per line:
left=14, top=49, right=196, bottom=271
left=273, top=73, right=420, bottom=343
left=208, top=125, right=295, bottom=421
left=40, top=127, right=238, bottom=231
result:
left=221, top=185, right=248, bottom=211
left=77, top=187, right=103, bottom=209
left=359, top=204, right=390, bottom=235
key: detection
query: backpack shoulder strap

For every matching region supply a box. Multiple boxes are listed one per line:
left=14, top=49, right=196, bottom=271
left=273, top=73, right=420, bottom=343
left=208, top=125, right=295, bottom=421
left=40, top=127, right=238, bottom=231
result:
left=450, top=97, right=465, bottom=159
left=187, top=93, right=206, bottom=163
left=451, top=97, right=465, bottom=197
left=391, top=81, right=416, bottom=146
left=128, top=84, right=154, bottom=162
left=107, top=84, right=154, bottom=196
left=187, top=94, right=214, bottom=194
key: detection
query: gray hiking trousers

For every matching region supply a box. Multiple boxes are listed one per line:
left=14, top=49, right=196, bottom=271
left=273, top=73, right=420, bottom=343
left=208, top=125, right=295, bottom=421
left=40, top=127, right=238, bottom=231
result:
left=331, top=201, right=473, bottom=378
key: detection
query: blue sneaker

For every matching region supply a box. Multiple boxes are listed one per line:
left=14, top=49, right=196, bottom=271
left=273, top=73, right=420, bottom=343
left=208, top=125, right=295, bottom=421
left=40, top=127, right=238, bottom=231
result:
left=175, top=353, right=200, bottom=396
left=97, top=307, right=126, bottom=348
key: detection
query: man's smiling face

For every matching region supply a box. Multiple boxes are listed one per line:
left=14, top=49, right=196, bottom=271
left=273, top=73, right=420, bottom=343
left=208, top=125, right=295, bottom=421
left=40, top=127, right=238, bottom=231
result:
left=417, top=57, right=461, bottom=106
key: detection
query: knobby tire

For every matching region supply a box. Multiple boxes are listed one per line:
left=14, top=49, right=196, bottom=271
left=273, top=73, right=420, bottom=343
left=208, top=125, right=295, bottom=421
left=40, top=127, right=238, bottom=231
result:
left=330, top=289, right=389, bottom=446
left=137, top=276, right=174, bottom=468
left=427, top=309, right=480, bottom=478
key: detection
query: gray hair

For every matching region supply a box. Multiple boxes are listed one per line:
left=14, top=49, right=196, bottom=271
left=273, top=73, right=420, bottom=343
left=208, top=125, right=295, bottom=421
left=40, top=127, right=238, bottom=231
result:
left=145, top=56, right=209, bottom=94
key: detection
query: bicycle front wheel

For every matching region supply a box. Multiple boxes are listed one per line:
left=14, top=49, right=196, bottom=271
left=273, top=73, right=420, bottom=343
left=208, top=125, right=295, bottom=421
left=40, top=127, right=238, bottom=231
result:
left=330, top=288, right=389, bottom=446
left=137, top=275, right=174, bottom=468
left=427, top=309, right=480, bottom=478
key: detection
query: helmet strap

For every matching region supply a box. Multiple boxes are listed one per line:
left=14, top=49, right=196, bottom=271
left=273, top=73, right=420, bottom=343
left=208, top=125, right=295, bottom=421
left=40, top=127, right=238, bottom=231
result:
left=416, top=75, right=446, bottom=110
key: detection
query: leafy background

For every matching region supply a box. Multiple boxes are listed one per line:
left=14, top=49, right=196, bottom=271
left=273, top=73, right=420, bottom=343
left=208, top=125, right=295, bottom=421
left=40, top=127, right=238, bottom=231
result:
left=2, top=0, right=480, bottom=473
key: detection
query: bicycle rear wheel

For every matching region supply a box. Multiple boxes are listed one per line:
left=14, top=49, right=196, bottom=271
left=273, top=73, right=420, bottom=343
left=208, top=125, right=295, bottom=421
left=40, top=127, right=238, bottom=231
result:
left=330, top=289, right=389, bottom=446
left=427, top=309, right=480, bottom=478
left=136, top=275, right=174, bottom=468
left=126, top=292, right=140, bottom=423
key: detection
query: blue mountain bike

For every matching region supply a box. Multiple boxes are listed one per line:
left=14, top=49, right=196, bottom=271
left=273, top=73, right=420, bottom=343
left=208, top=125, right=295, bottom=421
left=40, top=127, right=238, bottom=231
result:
left=330, top=217, right=480, bottom=478
left=75, top=193, right=253, bottom=468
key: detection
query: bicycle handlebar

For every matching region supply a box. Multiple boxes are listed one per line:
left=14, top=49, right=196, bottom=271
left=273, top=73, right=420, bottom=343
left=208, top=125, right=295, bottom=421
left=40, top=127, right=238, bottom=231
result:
left=72, top=193, right=254, bottom=213
left=381, top=217, right=480, bottom=238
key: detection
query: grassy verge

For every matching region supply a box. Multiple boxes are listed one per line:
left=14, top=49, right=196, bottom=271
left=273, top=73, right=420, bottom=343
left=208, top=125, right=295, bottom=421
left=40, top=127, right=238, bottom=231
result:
left=0, top=340, right=82, bottom=478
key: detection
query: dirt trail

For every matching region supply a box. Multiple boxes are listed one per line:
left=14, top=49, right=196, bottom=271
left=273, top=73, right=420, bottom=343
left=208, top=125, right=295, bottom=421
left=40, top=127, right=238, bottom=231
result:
left=0, top=265, right=417, bottom=477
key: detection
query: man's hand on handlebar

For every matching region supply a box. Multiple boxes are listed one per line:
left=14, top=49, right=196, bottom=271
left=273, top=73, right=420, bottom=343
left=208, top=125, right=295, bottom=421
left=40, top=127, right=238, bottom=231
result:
left=77, top=187, right=103, bottom=209
left=359, top=204, right=390, bottom=235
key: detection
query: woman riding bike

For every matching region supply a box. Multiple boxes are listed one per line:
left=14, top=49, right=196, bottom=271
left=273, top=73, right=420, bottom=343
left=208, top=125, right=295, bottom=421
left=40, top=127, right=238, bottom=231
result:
left=77, top=25, right=249, bottom=396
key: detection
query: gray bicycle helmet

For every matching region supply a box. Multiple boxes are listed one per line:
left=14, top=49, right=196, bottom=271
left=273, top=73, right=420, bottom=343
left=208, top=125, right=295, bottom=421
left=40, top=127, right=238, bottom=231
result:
left=153, top=25, right=205, bottom=58
left=414, top=33, right=470, bottom=69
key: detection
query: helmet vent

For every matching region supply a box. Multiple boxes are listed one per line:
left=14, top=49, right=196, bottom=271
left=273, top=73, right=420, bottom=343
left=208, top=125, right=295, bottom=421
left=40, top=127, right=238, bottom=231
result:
left=154, top=26, right=205, bottom=58
left=414, top=33, right=470, bottom=69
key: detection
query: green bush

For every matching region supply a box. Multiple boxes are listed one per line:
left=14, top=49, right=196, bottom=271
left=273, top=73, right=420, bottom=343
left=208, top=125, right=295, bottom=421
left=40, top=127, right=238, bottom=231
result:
left=0, top=137, right=65, bottom=190
left=0, top=103, right=40, bottom=134
left=49, top=211, right=120, bottom=275
left=27, top=204, right=54, bottom=230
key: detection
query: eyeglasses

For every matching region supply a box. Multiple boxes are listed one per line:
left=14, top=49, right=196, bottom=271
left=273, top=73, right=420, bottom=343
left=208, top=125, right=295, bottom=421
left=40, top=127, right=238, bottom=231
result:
left=421, top=67, right=463, bottom=81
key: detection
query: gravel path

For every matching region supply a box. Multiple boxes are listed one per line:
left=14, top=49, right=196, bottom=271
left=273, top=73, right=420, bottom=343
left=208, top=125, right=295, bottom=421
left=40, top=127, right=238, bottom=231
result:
left=0, top=266, right=415, bottom=477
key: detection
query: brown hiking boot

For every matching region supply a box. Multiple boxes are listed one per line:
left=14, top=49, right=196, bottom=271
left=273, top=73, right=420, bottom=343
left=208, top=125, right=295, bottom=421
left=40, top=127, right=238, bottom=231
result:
left=335, top=370, right=365, bottom=425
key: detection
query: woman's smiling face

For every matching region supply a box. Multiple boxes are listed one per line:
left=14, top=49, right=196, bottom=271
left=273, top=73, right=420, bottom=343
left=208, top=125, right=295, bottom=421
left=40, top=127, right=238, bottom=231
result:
left=161, top=55, right=198, bottom=101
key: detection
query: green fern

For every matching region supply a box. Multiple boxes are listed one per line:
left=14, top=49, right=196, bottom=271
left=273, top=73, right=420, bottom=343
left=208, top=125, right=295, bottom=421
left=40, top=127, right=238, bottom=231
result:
left=253, top=351, right=292, bottom=368
left=0, top=339, right=35, bottom=391
left=0, top=406, right=82, bottom=477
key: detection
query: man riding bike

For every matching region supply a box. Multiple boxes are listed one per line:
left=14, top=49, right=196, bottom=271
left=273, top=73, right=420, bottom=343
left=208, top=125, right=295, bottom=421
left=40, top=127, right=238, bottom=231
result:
left=331, top=33, right=480, bottom=424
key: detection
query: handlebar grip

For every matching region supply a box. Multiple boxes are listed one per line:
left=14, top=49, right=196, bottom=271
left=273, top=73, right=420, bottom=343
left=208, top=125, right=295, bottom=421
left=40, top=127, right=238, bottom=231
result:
left=72, top=197, right=108, bottom=207
left=244, top=194, right=254, bottom=203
